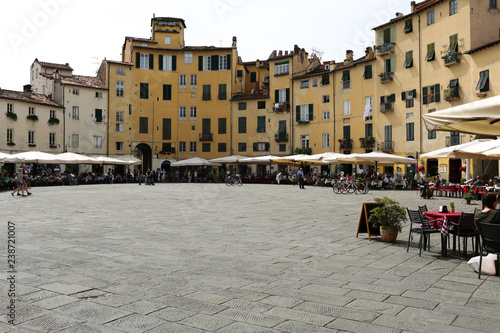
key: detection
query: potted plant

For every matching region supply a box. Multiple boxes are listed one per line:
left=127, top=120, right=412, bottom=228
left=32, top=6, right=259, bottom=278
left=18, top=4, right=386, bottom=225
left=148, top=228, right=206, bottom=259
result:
left=417, top=165, right=425, bottom=174
left=449, top=201, right=455, bottom=213
left=463, top=192, right=474, bottom=205
left=369, top=196, right=407, bottom=243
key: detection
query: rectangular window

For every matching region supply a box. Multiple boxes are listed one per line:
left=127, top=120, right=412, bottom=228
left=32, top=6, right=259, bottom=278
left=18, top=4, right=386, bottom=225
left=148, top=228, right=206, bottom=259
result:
left=257, top=101, right=266, bottom=109
left=279, top=144, right=287, bottom=152
left=343, top=100, right=351, bottom=116
left=365, top=123, right=373, bottom=138
left=313, top=78, right=318, bottom=87
left=277, top=89, right=289, bottom=103
left=301, top=105, right=310, bottom=121
left=403, top=89, right=417, bottom=108
left=476, top=70, right=490, bottom=92
left=202, top=143, right=211, bottom=152
left=185, top=52, right=193, bottom=64
left=179, top=141, right=186, bottom=152
left=50, top=110, right=56, bottom=118
left=179, top=107, right=186, bottom=121
left=384, top=125, right=393, bottom=147
left=7, top=103, right=13, bottom=113
left=321, top=75, right=330, bottom=85
left=278, top=120, right=286, bottom=134
left=219, top=55, right=229, bottom=70
left=28, top=106, right=35, bottom=116
left=116, top=142, right=124, bottom=151
left=250, top=72, right=257, bottom=82
left=95, top=109, right=103, bottom=122
left=238, top=142, right=246, bottom=152
left=218, top=118, right=226, bottom=134
left=323, top=111, right=330, bottom=120
left=238, top=102, right=247, bottom=110
left=95, top=136, right=102, bottom=149
left=179, top=75, right=187, bottom=89
left=72, top=106, right=79, bottom=120
left=428, top=9, right=435, bottom=25
left=363, top=65, right=372, bottom=79
left=323, top=95, right=330, bottom=103
left=161, top=55, right=174, bottom=71
left=139, top=117, right=148, bottom=133
left=165, top=36, right=171, bottom=44
left=365, top=96, right=373, bottom=120
left=190, top=74, right=197, bottom=89
left=218, top=143, right=227, bottom=152
left=140, top=83, right=149, bottom=99
left=202, top=85, right=211, bottom=100
left=253, top=142, right=270, bottom=152
left=116, top=111, right=124, bottom=122
left=72, top=89, right=79, bottom=95
left=404, top=18, right=413, bottom=33
left=7, top=128, right=13, bottom=143
left=237, top=70, right=243, bottom=78
left=301, top=135, right=310, bottom=149
left=116, top=123, right=124, bottom=132
left=49, top=133, right=55, bottom=146
left=116, top=67, right=125, bottom=75
left=448, top=34, right=458, bottom=53
left=190, top=107, right=197, bottom=121
left=425, top=43, right=435, bottom=62
left=301, top=80, right=309, bottom=89
left=190, top=141, right=197, bottom=152
left=218, top=84, right=227, bottom=100
left=95, top=92, right=103, bottom=98
left=322, top=133, right=330, bottom=148
left=257, top=116, right=266, bottom=133
left=490, top=0, right=497, bottom=9
left=423, top=84, right=441, bottom=104
left=162, top=118, right=171, bottom=140
left=342, top=70, right=351, bottom=89
left=71, top=134, right=79, bottom=148
left=450, top=0, right=458, bottom=15
left=163, top=84, right=172, bottom=100
left=343, top=126, right=351, bottom=140
left=404, top=50, right=413, bottom=68
left=406, top=122, right=415, bottom=141
left=203, top=56, right=211, bottom=71
left=139, top=53, right=150, bottom=69
left=238, top=117, right=246, bottom=133
left=116, top=81, right=124, bottom=97
left=275, top=61, right=289, bottom=75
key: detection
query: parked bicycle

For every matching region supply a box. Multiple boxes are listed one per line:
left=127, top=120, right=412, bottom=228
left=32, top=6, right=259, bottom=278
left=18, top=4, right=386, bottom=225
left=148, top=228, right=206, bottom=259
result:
left=333, top=179, right=369, bottom=194
left=225, top=174, right=242, bottom=186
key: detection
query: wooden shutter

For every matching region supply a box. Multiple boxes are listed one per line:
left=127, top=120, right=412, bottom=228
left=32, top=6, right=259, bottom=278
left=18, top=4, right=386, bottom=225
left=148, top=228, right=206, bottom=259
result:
left=390, top=25, right=396, bottom=43
left=163, top=84, right=171, bottom=100
left=162, top=118, right=171, bottom=140
left=198, top=56, right=203, bottom=71
left=434, top=84, right=440, bottom=102
left=226, top=54, right=231, bottom=69
left=136, top=52, right=140, bottom=68
left=218, top=118, right=226, bottom=134
left=390, top=94, right=396, bottom=102
left=275, top=90, right=279, bottom=103
left=285, top=88, right=290, bottom=102
left=202, top=118, right=211, bottom=134
left=308, top=104, right=313, bottom=121
left=390, top=55, right=396, bottom=73
left=172, top=55, right=177, bottom=71
left=296, top=105, right=300, bottom=122
left=402, top=91, right=406, bottom=100
left=253, top=143, right=258, bottom=151
left=412, top=89, right=417, bottom=98
left=265, top=143, right=270, bottom=151
left=149, top=54, right=154, bottom=69
left=158, top=55, right=163, bottom=70
left=422, top=86, right=428, bottom=104
left=211, top=55, right=219, bottom=70
left=95, top=109, right=102, bottom=122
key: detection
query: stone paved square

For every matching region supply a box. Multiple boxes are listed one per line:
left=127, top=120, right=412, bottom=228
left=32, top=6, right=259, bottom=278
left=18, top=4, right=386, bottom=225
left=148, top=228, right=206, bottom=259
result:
left=1, top=183, right=499, bottom=332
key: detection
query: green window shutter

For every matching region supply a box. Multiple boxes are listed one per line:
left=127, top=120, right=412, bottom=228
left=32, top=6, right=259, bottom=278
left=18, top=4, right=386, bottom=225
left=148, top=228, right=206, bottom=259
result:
left=390, top=25, right=396, bottom=43
left=402, top=91, right=406, bottom=100
left=149, top=54, right=154, bottom=70
left=342, top=71, right=350, bottom=81
left=218, top=118, right=226, bottom=134
left=390, top=55, right=396, bottom=72
left=404, top=19, right=413, bottom=33
left=253, top=143, right=258, bottom=151
left=265, top=143, right=270, bottom=151
left=404, top=51, right=413, bottom=68
left=163, top=118, right=171, bottom=140
left=426, top=43, right=435, bottom=61
left=423, top=86, right=428, bottom=104
left=434, top=84, right=440, bottom=102
left=139, top=117, right=148, bottom=133
left=364, top=65, right=372, bottom=79
left=163, top=84, right=172, bottom=100
left=380, top=96, right=385, bottom=105
left=226, top=54, right=231, bottom=69
left=296, top=105, right=300, bottom=122
left=198, top=56, right=203, bottom=71
left=406, top=123, right=411, bottom=141
left=239, top=117, right=246, bottom=133
left=275, top=90, right=279, bottom=103
left=172, top=55, right=177, bottom=71
left=211, top=55, right=219, bottom=70
left=95, top=109, right=102, bottom=122
left=257, top=116, right=265, bottom=132
left=136, top=52, right=140, bottom=68
left=376, top=30, right=383, bottom=46
left=322, top=74, right=330, bottom=85
left=158, top=55, right=163, bottom=70
left=412, top=89, right=417, bottom=98
left=449, top=34, right=458, bottom=52
left=250, top=72, right=257, bottom=82
left=286, top=88, right=290, bottom=102
left=308, top=104, right=313, bottom=121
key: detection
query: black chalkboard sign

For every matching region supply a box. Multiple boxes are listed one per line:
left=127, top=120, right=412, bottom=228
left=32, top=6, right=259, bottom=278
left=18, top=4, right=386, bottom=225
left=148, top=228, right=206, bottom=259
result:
left=357, top=202, right=383, bottom=240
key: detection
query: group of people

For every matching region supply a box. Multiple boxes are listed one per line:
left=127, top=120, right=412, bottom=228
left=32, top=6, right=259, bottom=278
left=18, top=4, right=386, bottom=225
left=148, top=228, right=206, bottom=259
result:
left=10, top=166, right=32, bottom=197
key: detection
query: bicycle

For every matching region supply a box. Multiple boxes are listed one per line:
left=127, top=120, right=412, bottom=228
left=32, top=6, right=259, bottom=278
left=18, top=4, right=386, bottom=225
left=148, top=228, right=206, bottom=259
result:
left=333, top=180, right=355, bottom=194
left=225, top=174, right=242, bottom=186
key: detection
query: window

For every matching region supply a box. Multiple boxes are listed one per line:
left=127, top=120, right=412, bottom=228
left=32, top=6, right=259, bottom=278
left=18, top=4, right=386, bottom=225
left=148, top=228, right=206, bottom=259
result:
left=190, top=141, right=197, bottom=152
left=139, top=117, right=148, bottom=133
left=476, top=70, right=490, bottom=92
left=427, top=9, right=435, bottom=25
left=341, top=70, right=350, bottom=89
left=202, top=85, right=211, bottom=100
left=343, top=100, right=351, bottom=116
left=218, top=84, right=227, bottom=100
left=300, top=104, right=312, bottom=121
left=490, top=0, right=497, bottom=9
left=313, top=78, right=318, bottom=87
left=402, top=89, right=417, bottom=108
left=139, top=53, right=150, bottom=69
left=190, top=107, right=197, bottom=121
left=257, top=116, right=266, bottom=133
left=72, top=106, right=79, bottom=120
left=363, top=65, right=372, bottom=79
left=116, top=67, right=125, bottom=75
left=7, top=103, right=13, bottom=113
left=321, top=75, right=330, bottom=85
left=163, top=84, right=172, bottom=100
left=179, top=107, right=186, bottom=121
left=163, top=118, right=171, bottom=140
left=50, top=110, right=56, bottom=118
left=380, top=94, right=395, bottom=112
left=71, top=134, right=79, bottom=148
left=423, top=84, right=441, bottom=104
left=160, top=55, right=175, bottom=71
left=448, top=34, right=458, bottom=53
left=50, top=133, right=56, bottom=146
left=140, top=83, right=149, bottom=99
left=202, top=143, right=211, bottom=152
left=218, top=143, right=227, bottom=152
left=238, top=142, right=247, bottom=152
left=404, top=50, right=413, bottom=68
left=300, top=80, right=309, bottom=89
left=28, top=106, right=35, bottom=116
left=218, top=118, right=226, bottom=134
left=190, top=74, right=197, bottom=89
left=165, top=36, right=171, bottom=44
left=116, top=123, right=124, bottom=132
left=322, top=134, right=330, bottom=148
left=253, top=142, right=269, bottom=152
left=364, top=96, right=373, bottom=120
left=384, top=125, right=392, bottom=146
left=425, top=43, right=435, bottom=62
left=238, top=117, right=246, bottom=133
left=95, top=109, right=103, bottom=122
left=428, top=109, right=437, bottom=139
left=323, top=95, right=330, bottom=103
left=404, top=18, right=413, bottom=33
left=179, top=75, right=187, bottom=89
left=238, top=102, right=247, bottom=111
left=250, top=72, right=257, bottom=83
left=116, top=81, right=124, bottom=97
left=185, top=52, right=193, bottom=64
left=365, top=123, right=373, bottom=138
left=343, top=126, right=351, bottom=140
left=278, top=120, right=287, bottom=134
left=276, top=88, right=289, bottom=103
left=275, top=61, right=289, bottom=75
left=219, top=55, right=229, bottom=70
left=202, top=56, right=211, bottom=71
left=279, top=144, right=287, bottom=152
left=450, top=0, right=458, bottom=15
left=116, top=111, right=124, bottom=122
left=179, top=141, right=186, bottom=152
left=95, top=92, right=103, bottom=98
left=116, top=142, right=123, bottom=151
left=7, top=129, right=13, bottom=144
left=406, top=122, right=415, bottom=141
left=237, top=70, right=243, bottom=78
left=301, top=135, right=310, bottom=149
left=323, top=111, right=330, bottom=120
left=72, top=89, right=79, bottom=95
left=95, top=136, right=102, bottom=149
left=257, top=101, right=266, bottom=109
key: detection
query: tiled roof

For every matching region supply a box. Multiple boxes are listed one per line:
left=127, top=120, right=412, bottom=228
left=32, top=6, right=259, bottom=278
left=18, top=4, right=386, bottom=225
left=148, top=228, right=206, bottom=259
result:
left=333, top=54, right=375, bottom=71
left=372, top=0, right=444, bottom=31
left=125, top=36, right=157, bottom=43
left=0, top=89, right=62, bottom=108
left=103, top=60, right=133, bottom=66
left=34, top=59, right=73, bottom=71
left=230, top=93, right=270, bottom=101
left=152, top=17, right=186, bottom=28
left=465, top=38, right=500, bottom=54
left=40, top=73, right=106, bottom=90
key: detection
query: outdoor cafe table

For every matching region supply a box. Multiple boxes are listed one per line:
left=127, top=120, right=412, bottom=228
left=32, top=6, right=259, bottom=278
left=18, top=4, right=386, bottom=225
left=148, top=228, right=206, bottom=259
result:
left=423, top=211, right=462, bottom=257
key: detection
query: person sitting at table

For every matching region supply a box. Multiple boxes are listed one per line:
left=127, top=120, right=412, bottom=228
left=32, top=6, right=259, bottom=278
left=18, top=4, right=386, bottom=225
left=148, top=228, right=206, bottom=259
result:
left=418, top=177, right=431, bottom=198
left=431, top=175, right=441, bottom=195
left=475, top=192, right=500, bottom=224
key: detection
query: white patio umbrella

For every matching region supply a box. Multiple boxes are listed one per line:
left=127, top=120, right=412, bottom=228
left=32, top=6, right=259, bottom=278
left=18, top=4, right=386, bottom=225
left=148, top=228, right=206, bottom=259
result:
left=239, top=155, right=282, bottom=165
left=209, top=155, right=249, bottom=164
left=294, top=152, right=345, bottom=164
left=91, top=156, right=130, bottom=165
left=0, top=152, right=25, bottom=163
left=56, top=152, right=100, bottom=164
left=10, top=151, right=64, bottom=164
left=273, top=154, right=311, bottom=165
left=323, top=153, right=363, bottom=164
left=114, top=155, right=142, bottom=165
left=171, top=157, right=221, bottom=167
left=420, top=139, right=494, bottom=159
left=341, top=152, right=417, bottom=165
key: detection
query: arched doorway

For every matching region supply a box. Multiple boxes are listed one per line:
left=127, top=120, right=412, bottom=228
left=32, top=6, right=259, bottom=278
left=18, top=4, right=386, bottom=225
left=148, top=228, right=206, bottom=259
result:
left=135, top=143, right=152, bottom=171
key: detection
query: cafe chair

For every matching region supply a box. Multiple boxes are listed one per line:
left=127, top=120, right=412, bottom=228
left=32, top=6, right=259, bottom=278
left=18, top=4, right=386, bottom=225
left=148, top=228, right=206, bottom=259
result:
left=449, top=212, right=479, bottom=260
left=418, top=205, right=428, bottom=216
left=407, top=209, right=441, bottom=257
left=476, top=222, right=500, bottom=279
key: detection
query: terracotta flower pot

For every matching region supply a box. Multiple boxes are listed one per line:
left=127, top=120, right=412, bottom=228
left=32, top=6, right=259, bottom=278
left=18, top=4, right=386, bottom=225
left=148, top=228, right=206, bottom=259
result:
left=450, top=206, right=455, bottom=213
left=380, top=226, right=399, bottom=243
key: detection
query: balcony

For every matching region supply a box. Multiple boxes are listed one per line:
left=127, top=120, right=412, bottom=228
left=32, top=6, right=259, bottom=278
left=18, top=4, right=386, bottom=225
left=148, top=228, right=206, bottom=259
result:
left=376, top=43, right=395, bottom=56
left=442, top=52, right=460, bottom=66
left=339, top=139, right=353, bottom=150
left=379, top=72, right=394, bottom=83
left=380, top=141, right=394, bottom=152
left=444, top=87, right=460, bottom=101
left=360, top=137, right=376, bottom=148
left=380, top=102, right=394, bottom=113
left=275, top=133, right=288, bottom=142
left=199, top=133, right=213, bottom=141
left=273, top=102, right=290, bottom=113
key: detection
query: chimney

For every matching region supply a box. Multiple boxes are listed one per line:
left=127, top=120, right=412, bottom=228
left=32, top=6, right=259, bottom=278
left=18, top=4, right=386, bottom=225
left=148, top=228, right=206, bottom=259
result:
left=344, top=50, right=354, bottom=64
left=232, top=36, right=237, bottom=48
left=53, top=69, right=60, bottom=80
left=278, top=50, right=282, bottom=56
left=395, top=12, right=404, bottom=18
left=365, top=47, right=374, bottom=59
left=411, top=1, right=416, bottom=13
left=23, top=84, right=32, bottom=98
left=285, top=50, right=288, bottom=56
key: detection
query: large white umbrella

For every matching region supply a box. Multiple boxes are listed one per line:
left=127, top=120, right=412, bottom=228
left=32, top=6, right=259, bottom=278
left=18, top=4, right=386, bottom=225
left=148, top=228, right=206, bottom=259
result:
left=171, top=157, right=221, bottom=167
left=294, top=152, right=344, bottom=164
left=209, top=155, right=249, bottom=163
left=239, top=155, right=282, bottom=165
left=273, top=154, right=311, bottom=165
left=56, top=152, right=100, bottom=164
left=91, top=156, right=130, bottom=165
left=420, top=139, right=494, bottom=159
left=0, top=152, right=25, bottom=163
left=323, top=153, right=363, bottom=163
left=114, top=155, right=142, bottom=165
left=422, top=95, right=500, bottom=136
left=10, top=151, right=64, bottom=164
left=342, top=152, right=417, bottom=165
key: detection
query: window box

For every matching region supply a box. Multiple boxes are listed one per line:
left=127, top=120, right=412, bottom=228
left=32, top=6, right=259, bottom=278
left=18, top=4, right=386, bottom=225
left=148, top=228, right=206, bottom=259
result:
left=444, top=87, right=460, bottom=100
left=380, top=102, right=394, bottom=113
left=48, top=117, right=60, bottom=125
left=338, top=138, right=353, bottom=150
left=273, top=102, right=290, bottom=113
left=275, top=133, right=289, bottom=142
left=199, top=133, right=213, bottom=141
left=442, top=52, right=460, bottom=66
left=379, top=72, right=394, bottom=83
left=7, top=142, right=15, bottom=146
left=360, top=137, right=376, bottom=148
left=28, top=144, right=36, bottom=147
left=297, top=120, right=310, bottom=125
left=6, top=112, right=17, bottom=121
left=376, top=43, right=395, bottom=56
left=27, top=114, right=39, bottom=121
left=49, top=145, right=58, bottom=149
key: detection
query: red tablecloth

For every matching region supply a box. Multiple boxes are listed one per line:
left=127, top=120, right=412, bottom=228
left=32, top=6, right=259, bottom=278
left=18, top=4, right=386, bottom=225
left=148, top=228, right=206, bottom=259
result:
left=423, top=211, right=462, bottom=237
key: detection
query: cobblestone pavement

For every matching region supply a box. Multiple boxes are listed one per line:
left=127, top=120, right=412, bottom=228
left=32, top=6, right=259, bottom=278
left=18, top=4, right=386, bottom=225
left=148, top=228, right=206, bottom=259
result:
left=0, top=183, right=499, bottom=332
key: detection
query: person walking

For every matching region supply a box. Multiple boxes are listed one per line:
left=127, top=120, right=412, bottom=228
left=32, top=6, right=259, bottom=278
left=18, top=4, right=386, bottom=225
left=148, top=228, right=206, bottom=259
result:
left=11, top=168, right=26, bottom=197
left=297, top=168, right=305, bottom=189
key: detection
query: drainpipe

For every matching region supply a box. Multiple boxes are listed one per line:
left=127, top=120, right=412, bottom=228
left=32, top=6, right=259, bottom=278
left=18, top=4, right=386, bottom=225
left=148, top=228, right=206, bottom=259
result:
left=62, top=83, right=66, bottom=152
left=417, top=12, right=422, bottom=178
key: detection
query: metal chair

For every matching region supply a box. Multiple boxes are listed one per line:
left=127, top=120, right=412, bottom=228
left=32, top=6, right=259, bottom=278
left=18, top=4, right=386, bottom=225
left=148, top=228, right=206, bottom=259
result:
left=449, top=212, right=479, bottom=259
left=407, top=209, right=441, bottom=256
left=476, top=222, right=500, bottom=279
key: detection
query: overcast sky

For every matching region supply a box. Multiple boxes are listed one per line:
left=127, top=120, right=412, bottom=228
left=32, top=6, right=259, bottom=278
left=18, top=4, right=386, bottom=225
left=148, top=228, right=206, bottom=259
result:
left=0, top=0, right=412, bottom=91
